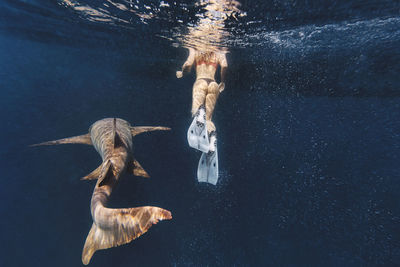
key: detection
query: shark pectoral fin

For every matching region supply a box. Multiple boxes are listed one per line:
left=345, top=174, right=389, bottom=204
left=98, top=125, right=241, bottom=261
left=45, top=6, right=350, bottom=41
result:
left=82, top=206, right=172, bottom=265
left=130, top=126, right=171, bottom=137
left=132, top=159, right=150, bottom=178
left=30, top=134, right=92, bottom=147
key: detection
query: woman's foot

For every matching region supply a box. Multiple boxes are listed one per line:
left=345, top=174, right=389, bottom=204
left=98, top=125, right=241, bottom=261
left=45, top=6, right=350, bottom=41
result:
left=208, top=131, right=217, bottom=153
left=187, top=105, right=209, bottom=153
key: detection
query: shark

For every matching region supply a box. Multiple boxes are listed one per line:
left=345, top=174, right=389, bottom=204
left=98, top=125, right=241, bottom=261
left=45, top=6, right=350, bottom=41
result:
left=32, top=118, right=172, bottom=265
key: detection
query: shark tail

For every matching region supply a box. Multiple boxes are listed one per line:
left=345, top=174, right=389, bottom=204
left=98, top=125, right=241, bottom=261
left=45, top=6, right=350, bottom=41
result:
left=81, top=206, right=172, bottom=265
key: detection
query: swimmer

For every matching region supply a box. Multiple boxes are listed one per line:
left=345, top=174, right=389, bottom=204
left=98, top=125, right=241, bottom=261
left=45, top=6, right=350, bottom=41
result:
left=176, top=47, right=228, bottom=185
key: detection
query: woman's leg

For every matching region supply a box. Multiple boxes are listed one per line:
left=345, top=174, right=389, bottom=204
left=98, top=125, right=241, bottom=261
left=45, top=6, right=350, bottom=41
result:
left=205, top=81, right=220, bottom=133
left=192, top=79, right=208, bottom=116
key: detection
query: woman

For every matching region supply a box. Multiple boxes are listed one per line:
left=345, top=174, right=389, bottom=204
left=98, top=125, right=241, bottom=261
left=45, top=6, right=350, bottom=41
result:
left=176, top=47, right=227, bottom=185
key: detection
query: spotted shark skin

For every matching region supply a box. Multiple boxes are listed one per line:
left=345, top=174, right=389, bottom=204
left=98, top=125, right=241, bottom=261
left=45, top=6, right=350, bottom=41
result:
left=32, top=118, right=172, bottom=265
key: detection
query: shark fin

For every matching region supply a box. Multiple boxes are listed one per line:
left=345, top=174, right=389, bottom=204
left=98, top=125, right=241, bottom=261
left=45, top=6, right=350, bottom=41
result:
left=30, top=134, right=92, bottom=147
left=81, top=165, right=101, bottom=181
left=112, top=118, right=124, bottom=148
left=81, top=159, right=112, bottom=185
left=114, top=132, right=124, bottom=148
left=131, top=159, right=150, bottom=178
left=82, top=206, right=172, bottom=265
left=130, top=126, right=171, bottom=137
left=81, top=160, right=112, bottom=184
left=98, top=160, right=112, bottom=186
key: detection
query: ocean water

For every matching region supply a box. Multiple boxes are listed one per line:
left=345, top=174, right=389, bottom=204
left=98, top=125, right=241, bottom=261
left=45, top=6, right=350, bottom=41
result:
left=1, top=0, right=400, bottom=266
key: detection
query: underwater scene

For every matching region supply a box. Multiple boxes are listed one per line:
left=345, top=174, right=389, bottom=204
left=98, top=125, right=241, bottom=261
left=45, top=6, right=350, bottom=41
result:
left=1, top=0, right=400, bottom=266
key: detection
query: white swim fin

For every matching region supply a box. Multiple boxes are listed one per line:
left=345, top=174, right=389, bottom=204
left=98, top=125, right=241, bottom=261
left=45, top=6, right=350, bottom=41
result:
left=197, top=133, right=218, bottom=185
left=187, top=106, right=209, bottom=153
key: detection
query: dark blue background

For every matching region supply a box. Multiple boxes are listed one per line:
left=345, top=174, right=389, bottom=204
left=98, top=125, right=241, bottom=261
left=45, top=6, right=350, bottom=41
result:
left=1, top=0, right=399, bottom=266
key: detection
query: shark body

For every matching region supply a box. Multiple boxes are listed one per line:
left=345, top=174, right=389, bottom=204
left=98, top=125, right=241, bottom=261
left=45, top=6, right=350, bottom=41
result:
left=33, top=118, right=172, bottom=265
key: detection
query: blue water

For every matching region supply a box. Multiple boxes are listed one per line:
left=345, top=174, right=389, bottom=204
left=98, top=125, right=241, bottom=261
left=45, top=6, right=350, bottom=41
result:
left=1, top=0, right=400, bottom=266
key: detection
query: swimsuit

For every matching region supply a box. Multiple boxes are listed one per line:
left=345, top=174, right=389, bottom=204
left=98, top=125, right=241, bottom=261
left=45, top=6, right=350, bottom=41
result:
left=196, top=60, right=218, bottom=68
left=196, top=77, right=215, bottom=84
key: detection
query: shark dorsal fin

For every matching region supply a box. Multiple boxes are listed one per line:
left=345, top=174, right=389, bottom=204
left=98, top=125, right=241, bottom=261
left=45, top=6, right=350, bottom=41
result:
left=113, top=118, right=124, bottom=148
left=114, top=133, right=124, bottom=148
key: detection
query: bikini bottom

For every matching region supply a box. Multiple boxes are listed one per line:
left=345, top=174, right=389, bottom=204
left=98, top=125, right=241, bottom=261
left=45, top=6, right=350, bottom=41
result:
left=196, top=78, right=215, bottom=85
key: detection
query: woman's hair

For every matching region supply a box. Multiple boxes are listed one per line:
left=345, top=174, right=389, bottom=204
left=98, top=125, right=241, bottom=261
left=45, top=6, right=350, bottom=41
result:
left=197, top=51, right=216, bottom=63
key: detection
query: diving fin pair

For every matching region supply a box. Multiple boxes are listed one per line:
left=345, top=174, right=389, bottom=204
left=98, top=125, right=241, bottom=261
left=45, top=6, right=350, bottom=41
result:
left=187, top=107, right=219, bottom=185
left=187, top=106, right=210, bottom=153
left=197, top=132, right=219, bottom=185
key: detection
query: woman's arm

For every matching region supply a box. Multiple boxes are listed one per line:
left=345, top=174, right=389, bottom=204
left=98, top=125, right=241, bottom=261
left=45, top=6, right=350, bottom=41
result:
left=218, top=53, right=228, bottom=92
left=176, top=48, right=195, bottom=78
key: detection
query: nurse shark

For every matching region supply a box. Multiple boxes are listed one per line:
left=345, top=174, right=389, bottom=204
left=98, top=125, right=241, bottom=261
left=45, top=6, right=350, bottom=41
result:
left=32, top=118, right=172, bottom=264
